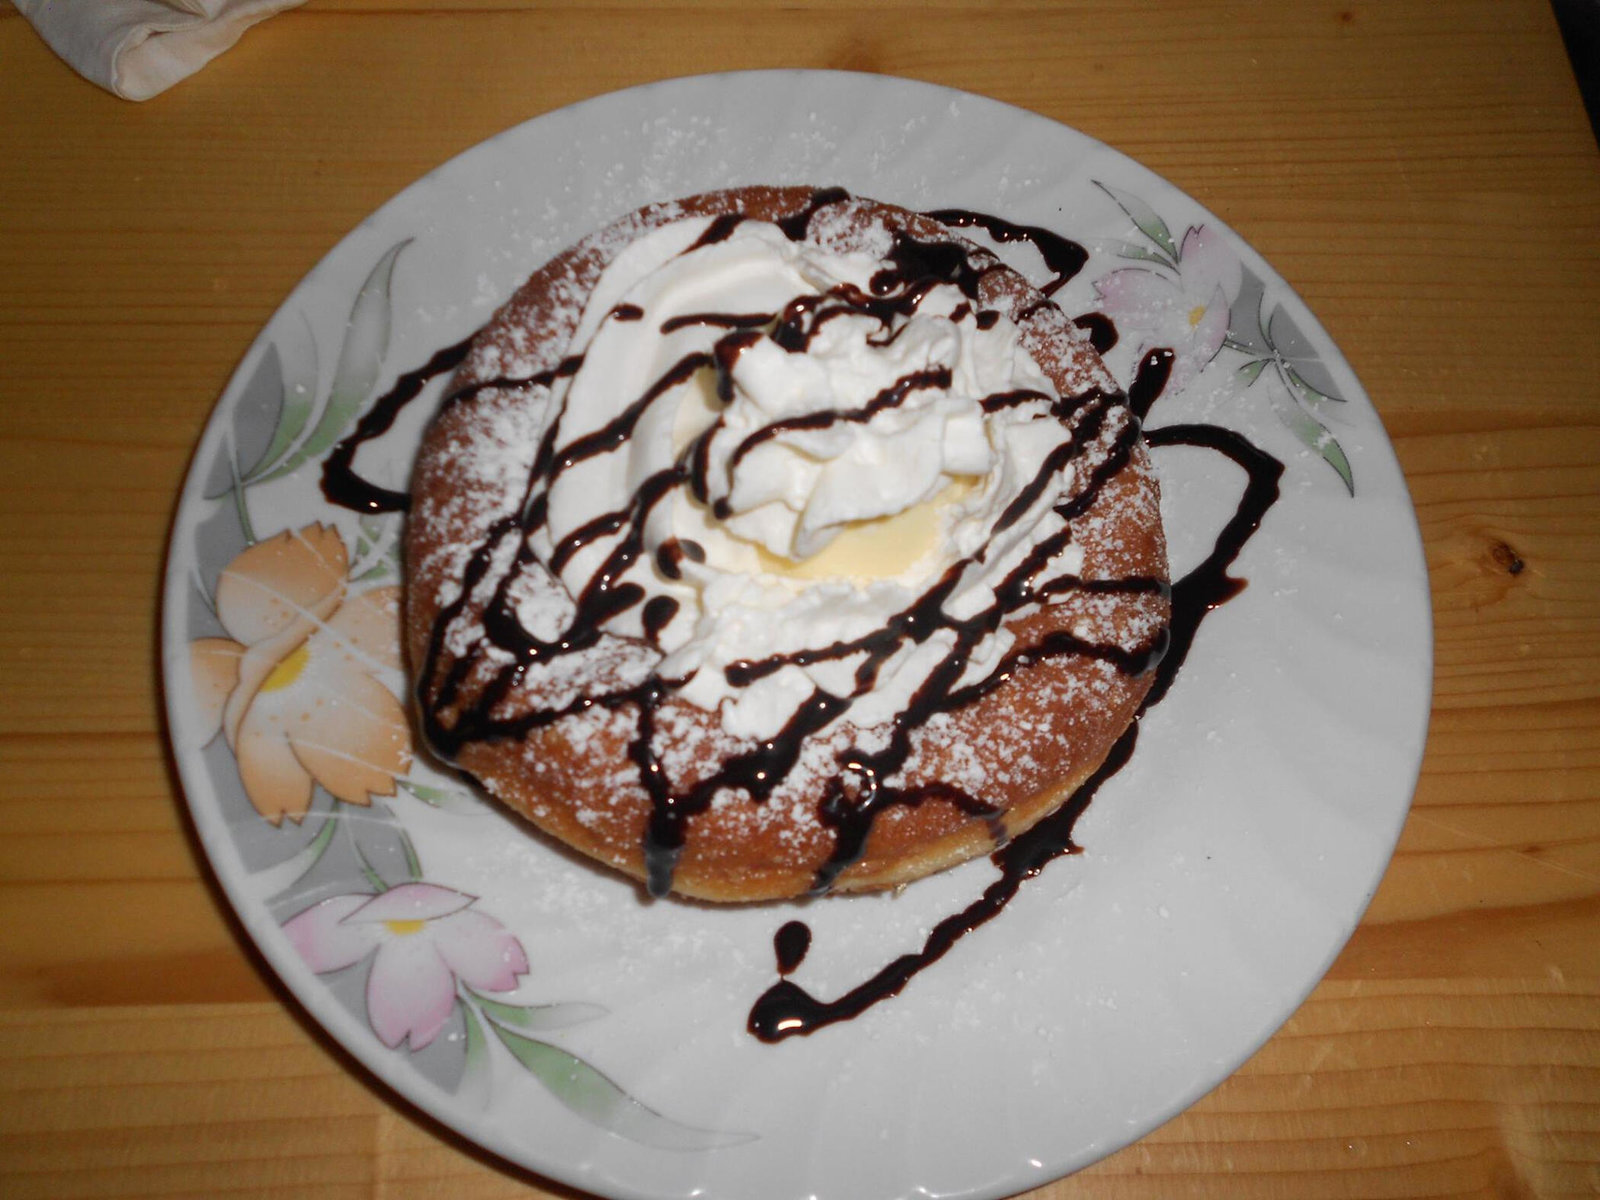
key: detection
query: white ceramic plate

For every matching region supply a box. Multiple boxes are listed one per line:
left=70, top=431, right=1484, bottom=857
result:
left=162, top=70, right=1431, bottom=1200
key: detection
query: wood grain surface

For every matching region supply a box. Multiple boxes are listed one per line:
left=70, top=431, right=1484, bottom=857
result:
left=2, top=0, right=1598, bottom=1196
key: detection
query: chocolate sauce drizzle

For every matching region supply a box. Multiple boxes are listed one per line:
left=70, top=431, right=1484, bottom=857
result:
left=320, top=337, right=473, bottom=514
left=1073, top=312, right=1119, bottom=356
left=724, top=366, right=952, bottom=476
left=1128, top=348, right=1175, bottom=423
left=929, top=209, right=1089, bottom=296
left=747, top=398, right=1285, bottom=1042
left=317, top=189, right=1283, bottom=1044
left=398, top=190, right=1157, bottom=904
left=320, top=341, right=583, bottom=515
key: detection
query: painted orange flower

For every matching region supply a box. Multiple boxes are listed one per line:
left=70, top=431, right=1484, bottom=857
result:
left=190, top=523, right=411, bottom=824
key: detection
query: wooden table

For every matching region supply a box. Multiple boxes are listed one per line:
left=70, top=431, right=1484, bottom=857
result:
left=3, top=1, right=1598, bottom=1196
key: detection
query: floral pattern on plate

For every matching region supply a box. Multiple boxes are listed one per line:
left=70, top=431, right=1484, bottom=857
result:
left=179, top=181, right=1359, bottom=1158
left=180, top=244, right=753, bottom=1152
left=1089, top=181, right=1355, bottom=493
left=162, top=69, right=1430, bottom=1200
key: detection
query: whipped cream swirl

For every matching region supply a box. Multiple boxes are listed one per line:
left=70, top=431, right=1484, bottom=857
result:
left=521, top=210, right=1087, bottom=739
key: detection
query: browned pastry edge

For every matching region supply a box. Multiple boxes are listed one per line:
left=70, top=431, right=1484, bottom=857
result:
left=405, top=186, right=1169, bottom=902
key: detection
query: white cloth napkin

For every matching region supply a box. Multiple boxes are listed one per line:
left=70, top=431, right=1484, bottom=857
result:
left=13, top=0, right=306, bottom=100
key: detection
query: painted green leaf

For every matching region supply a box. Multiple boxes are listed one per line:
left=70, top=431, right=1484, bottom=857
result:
left=352, top=559, right=392, bottom=585
left=1108, top=239, right=1176, bottom=269
left=486, top=1020, right=756, bottom=1149
left=455, top=999, right=494, bottom=1111
left=1268, top=373, right=1355, bottom=495
left=472, top=992, right=606, bottom=1032
left=345, top=815, right=391, bottom=893
left=1095, top=181, right=1179, bottom=262
left=354, top=513, right=385, bottom=558
left=242, top=344, right=318, bottom=484
left=1235, top=358, right=1268, bottom=386
left=399, top=779, right=489, bottom=815
left=255, top=239, right=411, bottom=484
left=350, top=513, right=401, bottom=583
left=397, top=827, right=424, bottom=883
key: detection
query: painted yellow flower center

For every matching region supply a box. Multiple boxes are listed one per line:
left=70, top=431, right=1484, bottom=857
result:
left=384, top=919, right=428, bottom=936
left=259, top=642, right=310, bottom=693
left=1187, top=303, right=1207, bottom=329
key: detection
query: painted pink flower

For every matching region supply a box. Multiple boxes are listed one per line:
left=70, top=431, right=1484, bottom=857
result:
left=1093, top=225, right=1243, bottom=394
left=189, top=523, right=411, bottom=823
left=284, top=883, right=530, bottom=1050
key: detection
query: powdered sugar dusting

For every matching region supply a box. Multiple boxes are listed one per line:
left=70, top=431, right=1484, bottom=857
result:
left=406, top=187, right=1170, bottom=898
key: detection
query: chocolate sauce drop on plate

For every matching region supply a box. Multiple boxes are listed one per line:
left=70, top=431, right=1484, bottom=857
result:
left=774, top=921, right=812, bottom=975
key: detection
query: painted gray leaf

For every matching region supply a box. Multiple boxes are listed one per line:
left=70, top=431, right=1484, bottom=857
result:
left=256, top=239, right=411, bottom=484
left=219, top=762, right=342, bottom=884
left=1285, top=357, right=1346, bottom=406
left=188, top=501, right=249, bottom=639
left=259, top=813, right=339, bottom=904
left=241, top=344, right=318, bottom=485
left=1265, top=305, right=1346, bottom=403
left=208, top=344, right=287, bottom=499
left=487, top=1021, right=757, bottom=1150
left=350, top=828, right=388, bottom=893
left=1268, top=374, right=1355, bottom=495
left=1095, top=181, right=1179, bottom=262
left=344, top=800, right=419, bottom=892
left=1227, top=265, right=1271, bottom=356
left=1265, top=301, right=1317, bottom=361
